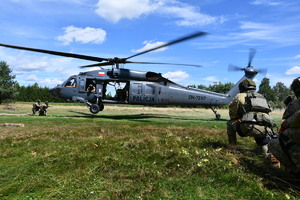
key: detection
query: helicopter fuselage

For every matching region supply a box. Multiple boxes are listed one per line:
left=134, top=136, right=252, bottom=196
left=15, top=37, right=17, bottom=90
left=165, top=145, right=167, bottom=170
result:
left=50, top=67, right=257, bottom=118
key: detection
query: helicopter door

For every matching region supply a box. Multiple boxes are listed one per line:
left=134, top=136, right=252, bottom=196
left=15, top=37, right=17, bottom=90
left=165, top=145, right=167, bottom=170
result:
left=78, top=77, right=86, bottom=92
left=130, top=82, right=142, bottom=104
left=144, top=83, right=156, bottom=104
left=130, top=82, right=156, bottom=104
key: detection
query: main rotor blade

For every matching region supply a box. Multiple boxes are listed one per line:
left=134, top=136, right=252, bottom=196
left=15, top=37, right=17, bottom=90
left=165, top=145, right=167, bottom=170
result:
left=0, top=43, right=108, bottom=62
left=126, top=31, right=208, bottom=60
left=126, top=61, right=203, bottom=67
left=248, top=48, right=256, bottom=67
left=80, top=61, right=115, bottom=68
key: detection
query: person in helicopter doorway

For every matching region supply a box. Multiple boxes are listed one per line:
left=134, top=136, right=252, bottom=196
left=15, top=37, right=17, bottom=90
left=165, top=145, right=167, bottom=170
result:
left=268, top=77, right=300, bottom=178
left=87, top=80, right=96, bottom=93
left=32, top=99, right=41, bottom=115
left=227, top=79, right=277, bottom=159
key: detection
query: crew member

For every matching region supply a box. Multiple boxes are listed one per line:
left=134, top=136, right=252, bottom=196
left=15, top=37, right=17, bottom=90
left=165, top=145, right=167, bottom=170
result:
left=227, top=79, right=275, bottom=158
left=268, top=77, right=300, bottom=177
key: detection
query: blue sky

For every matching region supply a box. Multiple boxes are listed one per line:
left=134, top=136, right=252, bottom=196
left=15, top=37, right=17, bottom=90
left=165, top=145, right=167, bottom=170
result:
left=1, top=0, right=300, bottom=88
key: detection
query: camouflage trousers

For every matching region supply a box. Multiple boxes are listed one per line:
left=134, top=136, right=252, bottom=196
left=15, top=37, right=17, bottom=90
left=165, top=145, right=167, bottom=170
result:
left=268, top=138, right=300, bottom=173
left=227, top=120, right=270, bottom=139
left=227, top=120, right=270, bottom=156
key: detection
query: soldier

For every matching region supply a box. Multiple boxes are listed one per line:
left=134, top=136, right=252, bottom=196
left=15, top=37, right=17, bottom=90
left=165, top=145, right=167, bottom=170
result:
left=268, top=77, right=300, bottom=177
left=39, top=101, right=49, bottom=116
left=227, top=79, right=276, bottom=158
left=32, top=99, right=41, bottom=115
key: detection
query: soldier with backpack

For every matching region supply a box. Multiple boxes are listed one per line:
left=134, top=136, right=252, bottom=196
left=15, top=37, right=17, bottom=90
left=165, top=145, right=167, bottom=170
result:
left=227, top=79, right=276, bottom=158
left=268, top=77, right=300, bottom=177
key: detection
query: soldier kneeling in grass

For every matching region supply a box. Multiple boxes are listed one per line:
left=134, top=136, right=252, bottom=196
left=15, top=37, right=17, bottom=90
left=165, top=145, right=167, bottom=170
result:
left=227, top=79, right=278, bottom=164
left=269, top=77, right=300, bottom=178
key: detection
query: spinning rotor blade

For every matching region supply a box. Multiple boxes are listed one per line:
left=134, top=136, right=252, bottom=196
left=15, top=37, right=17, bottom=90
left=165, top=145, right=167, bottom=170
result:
left=80, top=62, right=115, bottom=68
left=0, top=43, right=107, bottom=62
left=125, top=61, right=203, bottom=67
left=228, top=64, right=244, bottom=71
left=81, top=61, right=203, bottom=68
left=248, top=48, right=256, bottom=67
left=257, top=68, right=268, bottom=76
left=1, top=31, right=208, bottom=69
left=126, top=31, right=208, bottom=60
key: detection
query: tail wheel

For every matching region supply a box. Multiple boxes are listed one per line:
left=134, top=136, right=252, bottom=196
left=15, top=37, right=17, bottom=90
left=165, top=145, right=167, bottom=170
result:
left=90, top=104, right=100, bottom=114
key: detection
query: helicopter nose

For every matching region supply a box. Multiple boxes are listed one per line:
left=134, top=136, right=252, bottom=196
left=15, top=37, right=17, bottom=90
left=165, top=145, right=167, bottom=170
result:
left=50, top=86, right=61, bottom=97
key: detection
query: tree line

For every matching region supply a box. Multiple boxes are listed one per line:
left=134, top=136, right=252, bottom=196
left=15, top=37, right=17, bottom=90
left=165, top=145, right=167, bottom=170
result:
left=0, top=61, right=295, bottom=108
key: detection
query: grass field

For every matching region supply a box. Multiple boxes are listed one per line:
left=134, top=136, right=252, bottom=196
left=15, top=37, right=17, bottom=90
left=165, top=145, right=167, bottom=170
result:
left=0, top=103, right=299, bottom=200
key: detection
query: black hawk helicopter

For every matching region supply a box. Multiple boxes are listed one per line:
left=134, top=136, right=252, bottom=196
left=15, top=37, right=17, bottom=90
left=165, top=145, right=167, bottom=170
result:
left=0, top=32, right=262, bottom=119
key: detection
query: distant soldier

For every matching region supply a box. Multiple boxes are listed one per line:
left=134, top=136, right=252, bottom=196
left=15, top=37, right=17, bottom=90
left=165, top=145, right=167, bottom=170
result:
left=227, top=79, right=276, bottom=158
left=269, top=77, right=300, bottom=177
left=39, top=101, right=49, bottom=116
left=32, top=99, right=41, bottom=115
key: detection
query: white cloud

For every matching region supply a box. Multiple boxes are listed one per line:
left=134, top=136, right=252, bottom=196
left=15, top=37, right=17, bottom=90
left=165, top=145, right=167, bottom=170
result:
left=25, top=75, right=39, bottom=81
left=202, top=76, right=219, bottom=82
left=94, top=0, right=224, bottom=26
left=294, top=54, right=300, bottom=59
left=285, top=66, right=300, bottom=75
left=40, top=78, right=63, bottom=86
left=161, top=3, right=225, bottom=26
left=15, top=61, right=49, bottom=72
left=266, top=72, right=294, bottom=86
left=250, top=0, right=283, bottom=6
left=132, top=40, right=167, bottom=53
left=95, top=0, right=160, bottom=23
left=56, top=26, right=107, bottom=45
left=163, top=70, right=189, bottom=82
left=24, top=74, right=63, bottom=86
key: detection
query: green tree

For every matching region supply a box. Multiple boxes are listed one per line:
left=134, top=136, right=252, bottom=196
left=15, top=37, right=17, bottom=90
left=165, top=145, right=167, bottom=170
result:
left=207, top=82, right=234, bottom=94
left=0, top=61, right=18, bottom=104
left=273, top=82, right=293, bottom=108
left=258, top=78, right=276, bottom=102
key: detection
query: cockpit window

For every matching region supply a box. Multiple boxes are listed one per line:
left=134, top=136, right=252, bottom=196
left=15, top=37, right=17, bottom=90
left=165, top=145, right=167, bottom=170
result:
left=65, top=78, right=77, bottom=87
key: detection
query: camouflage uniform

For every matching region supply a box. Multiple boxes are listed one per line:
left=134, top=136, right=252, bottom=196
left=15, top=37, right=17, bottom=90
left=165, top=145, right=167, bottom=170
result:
left=268, top=98, right=300, bottom=174
left=227, top=79, right=274, bottom=157
left=227, top=93, right=272, bottom=143
left=32, top=100, right=41, bottom=115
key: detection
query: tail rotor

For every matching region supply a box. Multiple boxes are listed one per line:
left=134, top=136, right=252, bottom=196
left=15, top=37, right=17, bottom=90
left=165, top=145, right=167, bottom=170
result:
left=228, top=48, right=267, bottom=76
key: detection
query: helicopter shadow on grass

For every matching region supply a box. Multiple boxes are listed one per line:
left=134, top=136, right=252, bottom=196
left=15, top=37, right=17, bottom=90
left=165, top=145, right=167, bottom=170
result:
left=62, top=110, right=226, bottom=122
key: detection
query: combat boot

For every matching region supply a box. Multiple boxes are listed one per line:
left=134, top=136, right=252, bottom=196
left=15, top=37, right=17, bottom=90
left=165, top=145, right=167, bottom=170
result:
left=228, top=132, right=237, bottom=146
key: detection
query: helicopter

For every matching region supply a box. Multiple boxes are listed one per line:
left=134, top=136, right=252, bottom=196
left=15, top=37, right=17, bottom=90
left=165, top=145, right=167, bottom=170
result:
left=0, top=32, right=261, bottom=119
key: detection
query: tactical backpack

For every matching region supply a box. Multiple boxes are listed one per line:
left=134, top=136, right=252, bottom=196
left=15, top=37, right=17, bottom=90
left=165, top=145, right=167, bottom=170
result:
left=240, top=92, right=274, bottom=128
left=242, top=92, right=271, bottom=114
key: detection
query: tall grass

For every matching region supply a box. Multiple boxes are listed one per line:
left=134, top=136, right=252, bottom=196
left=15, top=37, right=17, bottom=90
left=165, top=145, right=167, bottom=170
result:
left=0, top=103, right=298, bottom=199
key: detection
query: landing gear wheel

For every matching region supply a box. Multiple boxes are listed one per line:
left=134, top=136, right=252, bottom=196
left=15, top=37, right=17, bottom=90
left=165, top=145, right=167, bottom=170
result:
left=90, top=104, right=100, bottom=114
left=215, top=113, right=221, bottom=120
left=99, top=103, right=104, bottom=111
